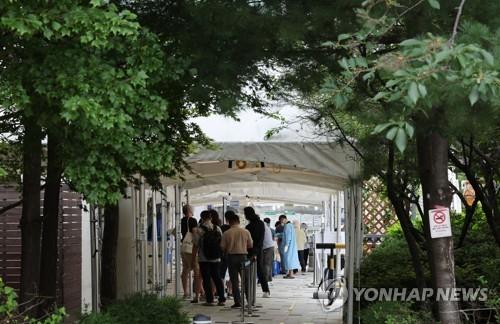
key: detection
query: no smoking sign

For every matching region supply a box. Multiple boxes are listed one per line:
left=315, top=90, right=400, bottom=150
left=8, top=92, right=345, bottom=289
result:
left=429, top=207, right=452, bottom=238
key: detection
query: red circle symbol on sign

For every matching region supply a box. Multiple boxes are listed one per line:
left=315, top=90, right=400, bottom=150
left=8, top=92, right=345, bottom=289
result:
left=433, top=211, right=446, bottom=224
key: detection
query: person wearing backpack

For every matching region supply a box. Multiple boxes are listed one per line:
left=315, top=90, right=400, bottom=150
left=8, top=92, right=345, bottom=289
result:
left=192, top=210, right=226, bottom=306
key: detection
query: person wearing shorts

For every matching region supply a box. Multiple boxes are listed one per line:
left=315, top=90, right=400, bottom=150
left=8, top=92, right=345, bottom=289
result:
left=180, top=205, right=202, bottom=302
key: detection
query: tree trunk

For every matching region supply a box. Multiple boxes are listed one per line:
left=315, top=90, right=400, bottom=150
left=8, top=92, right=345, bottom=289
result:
left=20, top=117, right=43, bottom=308
left=417, top=125, right=460, bottom=324
left=39, top=132, right=64, bottom=312
left=385, top=146, right=427, bottom=297
left=100, top=203, right=120, bottom=308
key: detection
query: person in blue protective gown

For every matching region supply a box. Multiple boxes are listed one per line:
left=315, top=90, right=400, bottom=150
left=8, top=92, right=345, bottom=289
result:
left=280, top=215, right=300, bottom=278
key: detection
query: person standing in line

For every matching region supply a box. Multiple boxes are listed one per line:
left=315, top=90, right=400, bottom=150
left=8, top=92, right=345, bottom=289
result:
left=294, top=220, right=307, bottom=273
left=192, top=210, right=226, bottom=306
left=301, top=223, right=310, bottom=271
left=262, top=217, right=275, bottom=285
left=221, top=212, right=253, bottom=308
left=220, top=211, right=233, bottom=297
left=263, top=218, right=275, bottom=239
left=180, top=205, right=202, bottom=301
left=208, top=209, right=223, bottom=297
left=275, top=216, right=286, bottom=274
left=281, top=215, right=300, bottom=278
left=244, top=207, right=271, bottom=298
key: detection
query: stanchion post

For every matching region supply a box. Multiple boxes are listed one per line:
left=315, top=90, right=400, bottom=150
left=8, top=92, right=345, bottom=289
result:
left=247, top=261, right=253, bottom=316
left=252, top=260, right=257, bottom=308
left=241, top=261, right=246, bottom=322
left=312, top=235, right=316, bottom=286
left=189, top=271, right=193, bottom=298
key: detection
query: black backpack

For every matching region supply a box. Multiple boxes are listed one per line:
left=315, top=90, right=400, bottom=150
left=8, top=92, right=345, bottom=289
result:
left=201, top=225, right=222, bottom=260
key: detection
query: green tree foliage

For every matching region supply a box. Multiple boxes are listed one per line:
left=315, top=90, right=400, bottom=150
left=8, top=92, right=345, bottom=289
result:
left=0, top=1, right=207, bottom=203
left=0, top=0, right=212, bottom=309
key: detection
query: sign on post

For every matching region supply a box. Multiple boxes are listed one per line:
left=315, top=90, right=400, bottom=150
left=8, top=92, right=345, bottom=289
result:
left=429, top=207, right=452, bottom=238
left=229, top=200, right=240, bottom=209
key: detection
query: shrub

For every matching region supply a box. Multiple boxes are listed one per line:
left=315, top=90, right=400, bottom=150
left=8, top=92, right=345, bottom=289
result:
left=0, top=277, right=66, bottom=324
left=80, top=293, right=190, bottom=324
left=358, top=301, right=434, bottom=324
left=356, top=223, right=430, bottom=290
left=355, top=208, right=500, bottom=322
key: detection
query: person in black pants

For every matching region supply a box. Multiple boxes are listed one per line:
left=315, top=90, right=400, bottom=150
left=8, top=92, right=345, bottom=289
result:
left=221, top=212, right=253, bottom=308
left=301, top=223, right=310, bottom=271
left=244, top=207, right=271, bottom=298
left=192, top=211, right=226, bottom=306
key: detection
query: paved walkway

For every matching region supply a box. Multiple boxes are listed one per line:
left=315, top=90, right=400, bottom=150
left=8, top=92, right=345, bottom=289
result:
left=182, top=272, right=343, bottom=324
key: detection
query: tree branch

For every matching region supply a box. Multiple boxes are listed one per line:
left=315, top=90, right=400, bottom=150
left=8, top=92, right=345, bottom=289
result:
left=0, top=199, right=22, bottom=215
left=449, top=0, right=467, bottom=46
left=457, top=197, right=478, bottom=248
left=327, top=111, right=365, bottom=161
left=449, top=180, right=467, bottom=207
left=0, top=184, right=47, bottom=216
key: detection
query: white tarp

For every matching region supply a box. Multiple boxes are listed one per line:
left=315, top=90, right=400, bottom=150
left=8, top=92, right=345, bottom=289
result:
left=164, top=107, right=361, bottom=191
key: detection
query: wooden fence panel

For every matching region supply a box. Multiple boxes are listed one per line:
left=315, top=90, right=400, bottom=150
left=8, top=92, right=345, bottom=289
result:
left=0, top=184, right=82, bottom=318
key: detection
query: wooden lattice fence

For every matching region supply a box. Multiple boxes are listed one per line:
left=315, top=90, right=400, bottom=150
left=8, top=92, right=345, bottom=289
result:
left=362, top=179, right=397, bottom=254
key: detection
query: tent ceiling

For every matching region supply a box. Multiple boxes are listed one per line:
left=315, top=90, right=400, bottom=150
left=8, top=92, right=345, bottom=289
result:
left=187, top=182, right=336, bottom=205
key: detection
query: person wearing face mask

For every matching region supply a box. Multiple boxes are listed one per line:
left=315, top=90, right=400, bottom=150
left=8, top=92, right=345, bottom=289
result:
left=280, top=215, right=300, bottom=279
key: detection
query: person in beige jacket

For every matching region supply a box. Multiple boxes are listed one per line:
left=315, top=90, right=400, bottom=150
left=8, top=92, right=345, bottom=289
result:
left=294, top=220, right=307, bottom=273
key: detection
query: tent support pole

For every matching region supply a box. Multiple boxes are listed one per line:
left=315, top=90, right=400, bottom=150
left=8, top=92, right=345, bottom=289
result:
left=174, top=184, right=182, bottom=297
left=131, top=186, right=139, bottom=293
left=140, top=178, right=147, bottom=291
left=345, top=187, right=355, bottom=324
left=152, top=190, right=158, bottom=293
left=161, top=189, right=166, bottom=297
left=90, top=205, right=99, bottom=312
left=330, top=194, right=334, bottom=232
left=336, top=191, right=342, bottom=277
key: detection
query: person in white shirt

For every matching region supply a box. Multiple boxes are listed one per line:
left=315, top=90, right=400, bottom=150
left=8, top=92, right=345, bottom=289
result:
left=294, top=220, right=307, bottom=273
left=262, top=218, right=275, bottom=286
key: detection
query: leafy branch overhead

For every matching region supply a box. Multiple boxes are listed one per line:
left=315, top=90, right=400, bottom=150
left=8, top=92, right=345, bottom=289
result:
left=319, top=0, right=500, bottom=152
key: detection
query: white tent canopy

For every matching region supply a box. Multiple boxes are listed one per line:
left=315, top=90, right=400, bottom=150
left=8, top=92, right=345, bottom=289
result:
left=165, top=106, right=361, bottom=191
